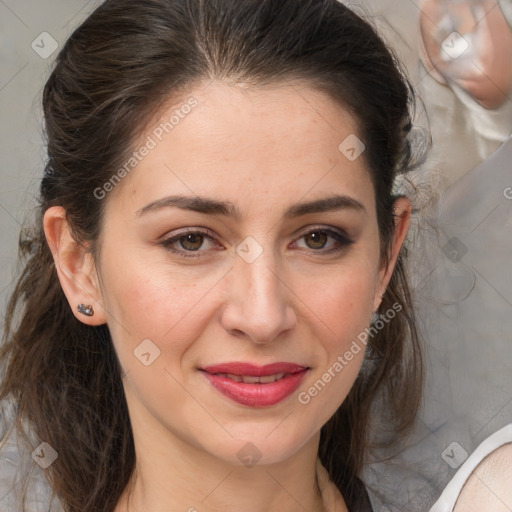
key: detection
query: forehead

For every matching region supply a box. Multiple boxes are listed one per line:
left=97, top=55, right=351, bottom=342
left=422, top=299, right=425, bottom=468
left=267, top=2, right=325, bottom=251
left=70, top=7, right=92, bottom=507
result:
left=104, top=80, right=375, bottom=218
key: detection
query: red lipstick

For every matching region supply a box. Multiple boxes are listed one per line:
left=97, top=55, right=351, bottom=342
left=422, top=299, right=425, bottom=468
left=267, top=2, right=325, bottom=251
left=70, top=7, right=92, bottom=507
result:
left=200, top=362, right=309, bottom=407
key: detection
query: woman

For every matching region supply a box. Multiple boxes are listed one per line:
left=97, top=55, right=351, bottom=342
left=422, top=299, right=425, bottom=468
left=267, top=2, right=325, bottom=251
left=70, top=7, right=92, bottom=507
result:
left=0, top=0, right=424, bottom=510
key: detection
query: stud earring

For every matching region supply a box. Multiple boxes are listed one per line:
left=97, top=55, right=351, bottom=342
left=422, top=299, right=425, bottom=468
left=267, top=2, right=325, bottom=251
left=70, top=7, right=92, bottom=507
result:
left=77, top=304, right=94, bottom=317
left=370, top=311, right=380, bottom=324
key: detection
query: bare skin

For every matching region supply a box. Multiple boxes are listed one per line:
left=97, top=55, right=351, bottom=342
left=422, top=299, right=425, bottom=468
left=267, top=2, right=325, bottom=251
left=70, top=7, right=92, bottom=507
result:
left=44, top=80, right=411, bottom=512
left=454, top=443, right=512, bottom=512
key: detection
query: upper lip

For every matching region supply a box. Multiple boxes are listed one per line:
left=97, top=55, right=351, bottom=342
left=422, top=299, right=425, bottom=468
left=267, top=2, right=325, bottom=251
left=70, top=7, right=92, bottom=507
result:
left=201, top=362, right=308, bottom=376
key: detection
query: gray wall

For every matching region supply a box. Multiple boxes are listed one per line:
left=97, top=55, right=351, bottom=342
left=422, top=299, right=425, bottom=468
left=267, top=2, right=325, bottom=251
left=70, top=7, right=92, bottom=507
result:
left=0, top=0, right=103, bottom=318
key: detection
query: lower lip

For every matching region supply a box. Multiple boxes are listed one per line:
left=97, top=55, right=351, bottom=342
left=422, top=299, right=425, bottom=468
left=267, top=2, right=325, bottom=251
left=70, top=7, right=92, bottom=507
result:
left=200, top=369, right=309, bottom=407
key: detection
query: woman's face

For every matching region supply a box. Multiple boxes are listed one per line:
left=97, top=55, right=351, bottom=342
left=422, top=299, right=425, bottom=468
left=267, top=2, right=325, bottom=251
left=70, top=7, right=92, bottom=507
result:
left=92, top=80, right=408, bottom=466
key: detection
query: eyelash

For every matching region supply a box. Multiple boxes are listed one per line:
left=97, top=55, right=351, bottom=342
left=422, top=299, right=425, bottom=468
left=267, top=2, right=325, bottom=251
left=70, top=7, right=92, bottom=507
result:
left=159, top=226, right=354, bottom=258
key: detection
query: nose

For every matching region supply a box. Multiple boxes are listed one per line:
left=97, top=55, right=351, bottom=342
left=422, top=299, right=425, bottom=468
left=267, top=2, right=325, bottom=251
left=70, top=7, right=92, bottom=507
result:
left=220, top=246, right=297, bottom=344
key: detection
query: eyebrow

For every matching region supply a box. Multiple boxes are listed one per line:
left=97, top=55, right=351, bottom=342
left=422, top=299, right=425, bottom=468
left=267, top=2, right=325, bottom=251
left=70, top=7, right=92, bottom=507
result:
left=136, top=194, right=367, bottom=219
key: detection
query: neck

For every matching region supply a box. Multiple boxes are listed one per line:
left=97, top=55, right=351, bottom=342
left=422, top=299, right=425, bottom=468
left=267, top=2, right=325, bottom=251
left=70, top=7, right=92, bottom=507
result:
left=114, top=401, right=327, bottom=512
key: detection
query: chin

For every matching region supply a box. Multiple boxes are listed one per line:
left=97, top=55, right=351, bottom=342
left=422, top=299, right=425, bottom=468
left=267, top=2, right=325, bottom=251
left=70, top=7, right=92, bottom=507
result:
left=201, top=426, right=313, bottom=468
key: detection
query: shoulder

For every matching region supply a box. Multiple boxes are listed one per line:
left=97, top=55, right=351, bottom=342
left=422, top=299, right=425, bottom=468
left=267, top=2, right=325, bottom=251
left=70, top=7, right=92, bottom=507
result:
left=453, top=442, right=512, bottom=512
left=430, top=424, right=512, bottom=512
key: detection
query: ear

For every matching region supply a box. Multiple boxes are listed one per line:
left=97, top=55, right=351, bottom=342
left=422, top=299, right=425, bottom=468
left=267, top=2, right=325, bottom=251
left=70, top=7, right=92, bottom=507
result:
left=372, top=196, right=411, bottom=312
left=43, top=206, right=107, bottom=325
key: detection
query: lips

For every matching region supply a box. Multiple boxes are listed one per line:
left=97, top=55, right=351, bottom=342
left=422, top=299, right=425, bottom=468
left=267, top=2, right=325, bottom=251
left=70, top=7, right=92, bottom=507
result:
left=200, top=362, right=309, bottom=407
left=202, top=362, right=307, bottom=376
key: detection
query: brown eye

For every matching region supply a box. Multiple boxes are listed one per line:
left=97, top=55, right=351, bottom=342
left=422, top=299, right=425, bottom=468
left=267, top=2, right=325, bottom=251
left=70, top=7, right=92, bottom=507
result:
left=159, top=228, right=220, bottom=257
left=293, top=227, right=354, bottom=255
left=179, top=233, right=204, bottom=251
left=304, top=231, right=328, bottom=249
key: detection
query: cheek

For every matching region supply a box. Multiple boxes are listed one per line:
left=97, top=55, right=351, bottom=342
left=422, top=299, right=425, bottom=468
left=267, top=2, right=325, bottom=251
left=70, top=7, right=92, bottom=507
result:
left=290, top=258, right=377, bottom=406
left=307, top=275, right=373, bottom=376
left=295, top=264, right=377, bottom=346
left=98, top=246, right=226, bottom=371
left=294, top=273, right=374, bottom=430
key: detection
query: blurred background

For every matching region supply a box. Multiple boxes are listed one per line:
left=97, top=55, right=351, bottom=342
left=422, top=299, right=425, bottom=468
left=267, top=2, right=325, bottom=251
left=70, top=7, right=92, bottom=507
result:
left=1, top=1, right=511, bottom=510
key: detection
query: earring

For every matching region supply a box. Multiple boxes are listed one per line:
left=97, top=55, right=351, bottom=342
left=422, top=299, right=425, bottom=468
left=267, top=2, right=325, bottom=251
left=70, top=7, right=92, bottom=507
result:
left=370, top=311, right=380, bottom=324
left=77, top=304, right=94, bottom=317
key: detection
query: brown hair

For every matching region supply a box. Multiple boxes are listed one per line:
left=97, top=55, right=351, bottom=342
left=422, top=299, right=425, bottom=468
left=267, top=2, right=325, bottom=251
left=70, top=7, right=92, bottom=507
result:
left=0, top=0, right=424, bottom=510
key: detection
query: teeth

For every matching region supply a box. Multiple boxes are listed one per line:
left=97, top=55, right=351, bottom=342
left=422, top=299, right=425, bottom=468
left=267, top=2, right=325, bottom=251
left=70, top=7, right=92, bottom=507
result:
left=258, top=372, right=285, bottom=383
left=241, top=375, right=261, bottom=384
left=215, top=372, right=287, bottom=384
